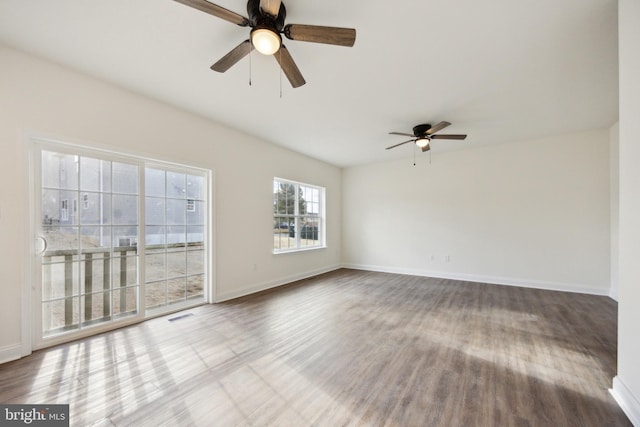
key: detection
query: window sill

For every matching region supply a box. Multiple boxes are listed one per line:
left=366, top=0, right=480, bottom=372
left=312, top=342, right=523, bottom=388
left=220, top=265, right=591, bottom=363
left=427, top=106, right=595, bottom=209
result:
left=273, top=245, right=327, bottom=255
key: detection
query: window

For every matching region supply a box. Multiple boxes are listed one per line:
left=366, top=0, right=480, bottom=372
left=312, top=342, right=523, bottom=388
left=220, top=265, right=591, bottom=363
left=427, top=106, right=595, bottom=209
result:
left=273, top=178, right=325, bottom=252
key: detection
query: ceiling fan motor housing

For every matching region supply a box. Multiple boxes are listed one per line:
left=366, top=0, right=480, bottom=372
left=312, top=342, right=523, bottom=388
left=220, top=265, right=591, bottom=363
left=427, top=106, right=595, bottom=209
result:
left=413, top=124, right=432, bottom=137
left=247, top=0, right=286, bottom=29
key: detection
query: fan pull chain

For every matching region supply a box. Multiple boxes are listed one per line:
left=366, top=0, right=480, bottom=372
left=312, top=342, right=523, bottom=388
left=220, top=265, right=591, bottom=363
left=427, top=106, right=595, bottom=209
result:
left=279, top=50, right=283, bottom=98
left=249, top=44, right=252, bottom=86
left=413, top=145, right=416, bottom=166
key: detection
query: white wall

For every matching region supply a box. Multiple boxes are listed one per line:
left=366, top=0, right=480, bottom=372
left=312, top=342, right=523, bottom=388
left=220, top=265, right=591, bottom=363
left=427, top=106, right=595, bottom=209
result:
left=612, top=0, right=640, bottom=424
left=342, top=131, right=611, bottom=294
left=610, top=122, right=619, bottom=301
left=0, top=45, right=341, bottom=362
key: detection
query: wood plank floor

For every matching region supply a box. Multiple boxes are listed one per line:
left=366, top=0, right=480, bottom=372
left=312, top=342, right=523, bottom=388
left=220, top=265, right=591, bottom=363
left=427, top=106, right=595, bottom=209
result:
left=0, top=269, right=631, bottom=426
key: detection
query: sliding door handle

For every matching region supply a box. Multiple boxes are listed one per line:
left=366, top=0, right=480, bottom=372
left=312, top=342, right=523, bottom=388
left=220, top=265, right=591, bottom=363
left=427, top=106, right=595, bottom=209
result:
left=35, top=235, right=48, bottom=255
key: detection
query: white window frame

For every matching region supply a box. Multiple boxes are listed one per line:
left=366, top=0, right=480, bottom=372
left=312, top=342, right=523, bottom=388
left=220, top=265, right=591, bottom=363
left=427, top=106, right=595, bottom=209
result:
left=273, top=177, right=326, bottom=254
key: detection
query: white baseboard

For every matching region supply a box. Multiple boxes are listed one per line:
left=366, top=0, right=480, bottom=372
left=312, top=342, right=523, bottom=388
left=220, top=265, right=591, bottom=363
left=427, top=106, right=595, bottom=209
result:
left=215, top=264, right=342, bottom=302
left=0, top=343, right=24, bottom=365
left=611, top=376, right=640, bottom=426
left=341, top=263, right=610, bottom=296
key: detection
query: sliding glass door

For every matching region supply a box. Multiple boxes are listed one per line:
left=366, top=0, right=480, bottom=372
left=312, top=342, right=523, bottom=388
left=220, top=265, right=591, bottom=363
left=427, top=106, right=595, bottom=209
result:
left=33, top=140, right=209, bottom=348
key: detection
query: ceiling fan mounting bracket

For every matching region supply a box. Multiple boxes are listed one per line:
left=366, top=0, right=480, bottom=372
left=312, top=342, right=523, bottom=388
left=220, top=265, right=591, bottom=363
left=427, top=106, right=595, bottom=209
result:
left=413, top=124, right=432, bottom=137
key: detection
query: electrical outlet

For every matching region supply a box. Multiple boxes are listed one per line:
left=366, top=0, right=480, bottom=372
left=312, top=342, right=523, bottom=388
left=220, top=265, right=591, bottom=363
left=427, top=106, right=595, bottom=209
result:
left=430, top=255, right=435, bottom=261
left=445, top=255, right=450, bottom=262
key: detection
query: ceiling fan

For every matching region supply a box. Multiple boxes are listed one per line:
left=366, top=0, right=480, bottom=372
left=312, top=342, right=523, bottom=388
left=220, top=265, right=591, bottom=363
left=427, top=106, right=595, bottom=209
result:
left=173, top=0, right=356, bottom=88
left=386, top=122, right=467, bottom=152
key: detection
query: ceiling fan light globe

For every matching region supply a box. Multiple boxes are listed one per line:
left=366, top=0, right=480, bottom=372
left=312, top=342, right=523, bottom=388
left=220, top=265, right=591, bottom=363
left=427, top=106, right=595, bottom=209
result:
left=251, top=28, right=281, bottom=55
left=416, top=138, right=429, bottom=148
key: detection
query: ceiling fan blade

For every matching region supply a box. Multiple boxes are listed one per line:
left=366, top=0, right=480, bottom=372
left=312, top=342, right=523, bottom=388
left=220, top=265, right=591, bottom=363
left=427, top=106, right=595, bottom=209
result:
left=386, top=139, right=415, bottom=150
left=389, top=132, right=415, bottom=137
left=284, top=24, right=356, bottom=47
left=211, top=40, right=252, bottom=72
left=274, top=45, right=306, bottom=88
left=259, top=0, right=281, bottom=17
left=422, top=145, right=431, bottom=152
left=426, top=121, right=451, bottom=135
left=430, top=134, right=467, bottom=140
left=173, top=0, right=249, bottom=26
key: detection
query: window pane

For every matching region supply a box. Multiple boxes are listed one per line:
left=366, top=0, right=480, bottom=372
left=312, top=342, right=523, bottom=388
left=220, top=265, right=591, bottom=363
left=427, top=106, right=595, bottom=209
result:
left=81, top=256, right=110, bottom=293
left=42, top=226, right=79, bottom=253
left=80, top=226, right=111, bottom=250
left=167, top=225, right=186, bottom=245
left=83, top=292, right=110, bottom=323
left=186, top=201, right=204, bottom=225
left=80, top=193, right=111, bottom=225
left=187, top=250, right=204, bottom=275
left=166, top=199, right=186, bottom=225
left=298, top=186, right=308, bottom=215
left=113, top=255, right=138, bottom=287
left=42, top=189, right=78, bottom=225
left=145, top=197, right=165, bottom=225
left=43, top=298, right=79, bottom=335
left=112, top=162, right=138, bottom=195
left=274, top=182, right=296, bottom=215
left=112, top=226, right=138, bottom=248
left=146, top=226, right=165, bottom=247
left=299, top=217, right=319, bottom=247
left=112, top=195, right=138, bottom=225
left=187, top=275, right=204, bottom=299
left=112, top=287, right=138, bottom=316
left=187, top=225, right=204, bottom=244
left=168, top=278, right=186, bottom=304
left=145, top=253, right=166, bottom=282
left=167, top=249, right=187, bottom=278
left=187, top=174, right=205, bottom=200
left=276, top=233, right=296, bottom=250
left=145, top=168, right=165, bottom=198
left=42, top=261, right=80, bottom=300
left=167, top=172, right=186, bottom=199
left=80, top=157, right=111, bottom=192
left=42, top=151, right=78, bottom=190
left=145, top=281, right=166, bottom=310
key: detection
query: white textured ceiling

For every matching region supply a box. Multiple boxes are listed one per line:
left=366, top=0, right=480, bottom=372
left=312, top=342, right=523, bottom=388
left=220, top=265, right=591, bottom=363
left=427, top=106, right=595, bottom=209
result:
left=0, top=0, right=618, bottom=167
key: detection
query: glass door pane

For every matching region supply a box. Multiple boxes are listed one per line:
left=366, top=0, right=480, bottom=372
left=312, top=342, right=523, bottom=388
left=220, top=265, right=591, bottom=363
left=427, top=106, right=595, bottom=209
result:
left=38, top=149, right=140, bottom=339
left=144, top=168, right=206, bottom=314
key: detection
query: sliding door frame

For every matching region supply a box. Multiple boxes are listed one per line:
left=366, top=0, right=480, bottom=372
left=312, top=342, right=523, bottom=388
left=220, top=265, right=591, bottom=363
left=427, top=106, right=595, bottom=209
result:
left=24, top=134, right=214, bottom=351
